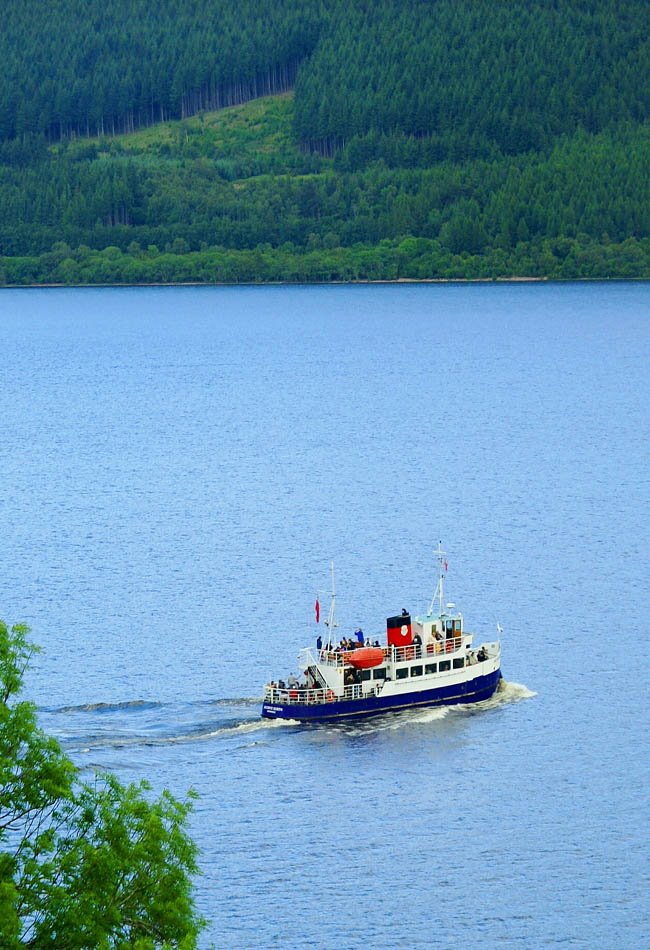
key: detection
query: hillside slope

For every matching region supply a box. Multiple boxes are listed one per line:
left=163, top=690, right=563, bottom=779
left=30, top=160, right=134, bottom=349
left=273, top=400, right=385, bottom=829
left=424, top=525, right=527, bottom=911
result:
left=1, top=1, right=649, bottom=282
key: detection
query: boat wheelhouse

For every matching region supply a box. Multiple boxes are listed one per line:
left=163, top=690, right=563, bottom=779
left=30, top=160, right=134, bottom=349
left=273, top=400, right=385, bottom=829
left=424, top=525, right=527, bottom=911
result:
left=261, top=544, right=502, bottom=722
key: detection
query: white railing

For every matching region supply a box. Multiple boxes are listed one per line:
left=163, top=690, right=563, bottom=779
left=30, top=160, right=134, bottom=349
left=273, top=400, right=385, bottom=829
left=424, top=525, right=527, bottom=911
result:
left=264, top=683, right=384, bottom=705
left=315, top=648, right=390, bottom=667
left=392, top=638, right=462, bottom=662
left=314, top=639, right=463, bottom=667
left=264, top=687, right=331, bottom=705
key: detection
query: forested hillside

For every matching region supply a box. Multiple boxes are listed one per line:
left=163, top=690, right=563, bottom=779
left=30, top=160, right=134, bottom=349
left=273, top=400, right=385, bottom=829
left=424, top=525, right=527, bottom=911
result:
left=0, top=0, right=326, bottom=140
left=295, top=0, right=650, bottom=156
left=1, top=0, right=649, bottom=283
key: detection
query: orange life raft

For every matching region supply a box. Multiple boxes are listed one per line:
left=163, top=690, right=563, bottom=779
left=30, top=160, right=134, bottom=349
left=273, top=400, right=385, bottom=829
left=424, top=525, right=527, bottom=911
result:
left=344, top=647, right=385, bottom=670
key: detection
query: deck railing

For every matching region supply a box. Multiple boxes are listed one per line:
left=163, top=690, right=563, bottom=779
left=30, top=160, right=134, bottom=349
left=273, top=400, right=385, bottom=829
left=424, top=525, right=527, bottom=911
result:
left=316, top=649, right=386, bottom=667
left=264, top=683, right=385, bottom=706
left=388, top=638, right=464, bottom=662
left=316, top=638, right=463, bottom=667
left=264, top=687, right=329, bottom=705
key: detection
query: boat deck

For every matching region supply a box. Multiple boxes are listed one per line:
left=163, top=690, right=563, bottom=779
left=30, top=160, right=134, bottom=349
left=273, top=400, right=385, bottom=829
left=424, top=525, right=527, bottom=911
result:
left=264, top=638, right=498, bottom=709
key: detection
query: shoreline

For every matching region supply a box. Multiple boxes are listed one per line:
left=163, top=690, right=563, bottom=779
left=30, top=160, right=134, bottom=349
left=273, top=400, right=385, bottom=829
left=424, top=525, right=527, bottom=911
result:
left=2, top=276, right=648, bottom=290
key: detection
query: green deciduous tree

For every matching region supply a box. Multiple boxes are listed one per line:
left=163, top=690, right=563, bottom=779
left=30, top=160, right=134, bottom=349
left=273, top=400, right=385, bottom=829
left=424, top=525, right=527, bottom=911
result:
left=0, top=621, right=203, bottom=948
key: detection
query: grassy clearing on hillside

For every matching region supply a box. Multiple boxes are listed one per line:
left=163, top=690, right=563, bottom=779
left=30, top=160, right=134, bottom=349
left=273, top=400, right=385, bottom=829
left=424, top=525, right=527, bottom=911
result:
left=58, top=93, right=317, bottom=175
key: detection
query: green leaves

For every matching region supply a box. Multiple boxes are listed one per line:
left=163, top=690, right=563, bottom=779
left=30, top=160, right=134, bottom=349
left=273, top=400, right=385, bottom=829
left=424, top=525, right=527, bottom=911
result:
left=0, top=624, right=76, bottom=842
left=0, top=621, right=203, bottom=948
left=0, top=622, right=38, bottom=703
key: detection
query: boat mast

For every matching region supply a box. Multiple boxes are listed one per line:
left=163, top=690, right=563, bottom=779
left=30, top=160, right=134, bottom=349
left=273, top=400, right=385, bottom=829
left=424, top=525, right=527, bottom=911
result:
left=324, top=561, right=338, bottom=645
left=428, top=541, right=447, bottom=617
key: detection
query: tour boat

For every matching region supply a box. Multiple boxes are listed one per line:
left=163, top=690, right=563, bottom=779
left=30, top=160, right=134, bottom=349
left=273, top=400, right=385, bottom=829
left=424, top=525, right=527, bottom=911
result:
left=261, top=544, right=502, bottom=722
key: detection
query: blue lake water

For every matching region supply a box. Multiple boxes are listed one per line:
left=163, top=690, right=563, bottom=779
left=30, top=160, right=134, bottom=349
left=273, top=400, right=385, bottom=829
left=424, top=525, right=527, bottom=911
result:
left=1, top=282, right=649, bottom=947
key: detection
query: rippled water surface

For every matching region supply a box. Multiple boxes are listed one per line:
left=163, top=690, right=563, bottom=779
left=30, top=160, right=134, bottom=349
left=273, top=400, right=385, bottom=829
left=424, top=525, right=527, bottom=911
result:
left=1, top=283, right=649, bottom=947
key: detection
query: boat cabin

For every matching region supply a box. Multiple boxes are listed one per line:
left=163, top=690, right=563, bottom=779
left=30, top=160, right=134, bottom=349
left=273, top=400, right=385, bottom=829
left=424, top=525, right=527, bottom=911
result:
left=412, top=603, right=464, bottom=649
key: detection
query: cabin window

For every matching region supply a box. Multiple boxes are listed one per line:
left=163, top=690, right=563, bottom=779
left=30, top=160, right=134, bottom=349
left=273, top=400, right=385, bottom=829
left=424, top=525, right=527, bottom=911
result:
left=425, top=663, right=437, bottom=674
left=410, top=665, right=423, bottom=677
left=439, top=660, right=451, bottom=672
left=396, top=667, right=409, bottom=680
left=454, top=619, right=461, bottom=632
left=372, top=668, right=387, bottom=680
left=453, top=658, right=465, bottom=670
left=361, top=669, right=371, bottom=681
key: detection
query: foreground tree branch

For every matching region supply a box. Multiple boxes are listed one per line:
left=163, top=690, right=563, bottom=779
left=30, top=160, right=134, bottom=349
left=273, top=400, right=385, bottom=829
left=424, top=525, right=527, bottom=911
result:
left=0, top=620, right=204, bottom=948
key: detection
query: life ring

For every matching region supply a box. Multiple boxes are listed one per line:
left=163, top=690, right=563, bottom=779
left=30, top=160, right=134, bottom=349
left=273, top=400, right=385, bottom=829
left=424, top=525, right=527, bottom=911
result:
left=326, top=689, right=335, bottom=702
left=426, top=643, right=434, bottom=655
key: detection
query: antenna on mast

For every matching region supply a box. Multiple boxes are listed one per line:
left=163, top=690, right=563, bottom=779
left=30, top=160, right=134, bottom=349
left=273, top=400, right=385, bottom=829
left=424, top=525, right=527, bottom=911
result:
left=323, top=561, right=338, bottom=645
left=428, top=541, right=447, bottom=617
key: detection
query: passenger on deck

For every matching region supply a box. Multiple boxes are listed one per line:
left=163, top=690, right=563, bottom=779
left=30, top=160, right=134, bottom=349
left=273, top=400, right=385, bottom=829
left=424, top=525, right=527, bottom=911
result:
left=477, top=646, right=488, bottom=662
left=413, top=632, right=422, bottom=645
left=278, top=679, right=286, bottom=689
left=355, top=628, right=365, bottom=645
left=317, top=634, right=322, bottom=651
left=373, top=640, right=380, bottom=647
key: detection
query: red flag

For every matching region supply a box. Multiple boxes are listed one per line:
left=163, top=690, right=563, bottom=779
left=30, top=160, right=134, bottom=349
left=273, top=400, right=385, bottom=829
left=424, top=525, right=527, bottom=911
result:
left=315, top=598, right=320, bottom=624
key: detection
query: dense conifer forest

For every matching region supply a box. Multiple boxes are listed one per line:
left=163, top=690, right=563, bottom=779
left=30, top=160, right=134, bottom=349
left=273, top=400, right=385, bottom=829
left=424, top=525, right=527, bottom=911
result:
left=1, top=0, right=649, bottom=283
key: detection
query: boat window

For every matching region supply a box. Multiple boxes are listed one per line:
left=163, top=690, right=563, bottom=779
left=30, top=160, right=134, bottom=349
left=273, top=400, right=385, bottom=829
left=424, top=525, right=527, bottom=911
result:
left=396, top=667, right=409, bottom=680
left=439, top=660, right=451, bottom=671
left=425, top=663, right=437, bottom=674
left=453, top=658, right=465, bottom=669
left=410, top=665, right=423, bottom=677
left=372, top=668, right=387, bottom=680
left=454, top=620, right=461, bottom=632
left=361, top=669, right=371, bottom=681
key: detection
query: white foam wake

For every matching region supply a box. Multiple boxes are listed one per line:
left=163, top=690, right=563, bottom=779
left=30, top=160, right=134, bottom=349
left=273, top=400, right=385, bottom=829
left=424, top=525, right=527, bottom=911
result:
left=494, top=679, right=536, bottom=703
left=387, top=706, right=451, bottom=729
left=76, top=714, right=295, bottom=752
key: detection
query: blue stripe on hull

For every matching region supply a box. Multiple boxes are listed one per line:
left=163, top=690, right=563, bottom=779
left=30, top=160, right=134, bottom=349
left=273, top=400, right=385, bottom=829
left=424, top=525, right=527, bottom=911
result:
left=261, top=669, right=502, bottom=722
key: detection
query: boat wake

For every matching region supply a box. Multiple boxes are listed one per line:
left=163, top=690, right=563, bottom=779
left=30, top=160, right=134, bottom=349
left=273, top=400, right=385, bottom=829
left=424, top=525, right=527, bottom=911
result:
left=422, top=679, right=535, bottom=718
left=46, top=681, right=533, bottom=753
left=43, top=696, right=293, bottom=754
left=78, top=717, right=291, bottom=752
left=54, top=699, right=164, bottom=714
left=482, top=679, right=536, bottom=707
left=314, top=679, right=534, bottom=737
left=51, top=696, right=262, bottom=715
